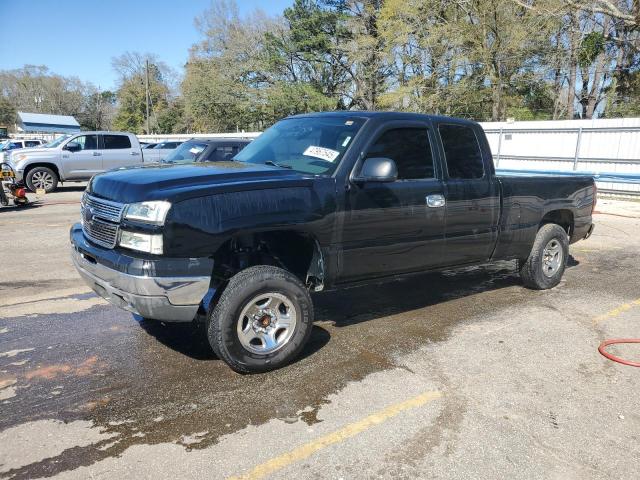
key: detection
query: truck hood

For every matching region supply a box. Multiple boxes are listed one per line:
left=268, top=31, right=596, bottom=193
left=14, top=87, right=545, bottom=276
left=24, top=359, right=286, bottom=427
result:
left=7, top=147, right=56, bottom=163
left=89, top=161, right=314, bottom=203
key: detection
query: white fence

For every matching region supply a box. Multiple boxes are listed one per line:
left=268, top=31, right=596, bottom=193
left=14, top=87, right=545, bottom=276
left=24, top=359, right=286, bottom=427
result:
left=480, top=118, right=640, bottom=196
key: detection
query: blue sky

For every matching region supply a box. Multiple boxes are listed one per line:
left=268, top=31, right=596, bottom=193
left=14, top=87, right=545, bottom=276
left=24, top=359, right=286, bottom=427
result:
left=0, top=0, right=293, bottom=90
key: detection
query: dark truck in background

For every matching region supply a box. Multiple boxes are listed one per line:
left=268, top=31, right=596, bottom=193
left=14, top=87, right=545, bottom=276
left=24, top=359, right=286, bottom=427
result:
left=70, top=112, right=595, bottom=373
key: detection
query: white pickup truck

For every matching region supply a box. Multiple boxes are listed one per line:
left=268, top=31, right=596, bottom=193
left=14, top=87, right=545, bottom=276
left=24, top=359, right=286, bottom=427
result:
left=5, top=131, right=143, bottom=193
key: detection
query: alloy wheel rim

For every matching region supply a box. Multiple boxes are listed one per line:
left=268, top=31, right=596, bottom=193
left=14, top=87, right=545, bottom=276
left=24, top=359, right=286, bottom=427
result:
left=32, top=171, right=53, bottom=190
left=237, top=292, right=297, bottom=355
left=542, top=239, right=563, bottom=277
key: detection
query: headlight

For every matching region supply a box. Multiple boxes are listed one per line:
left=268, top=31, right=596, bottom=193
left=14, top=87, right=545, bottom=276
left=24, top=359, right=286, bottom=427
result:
left=124, top=201, right=171, bottom=225
left=119, top=230, right=163, bottom=254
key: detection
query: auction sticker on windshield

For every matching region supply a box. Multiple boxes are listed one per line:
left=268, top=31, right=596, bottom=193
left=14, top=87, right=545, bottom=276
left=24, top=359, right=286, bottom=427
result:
left=303, top=145, right=340, bottom=162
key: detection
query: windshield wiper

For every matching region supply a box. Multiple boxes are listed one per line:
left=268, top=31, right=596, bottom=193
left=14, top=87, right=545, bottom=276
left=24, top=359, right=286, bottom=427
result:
left=264, top=161, right=293, bottom=169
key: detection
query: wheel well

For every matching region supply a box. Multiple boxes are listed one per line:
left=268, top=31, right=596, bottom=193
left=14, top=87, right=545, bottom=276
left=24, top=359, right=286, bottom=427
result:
left=24, top=163, right=60, bottom=181
left=540, top=209, right=574, bottom=235
left=211, top=231, right=324, bottom=291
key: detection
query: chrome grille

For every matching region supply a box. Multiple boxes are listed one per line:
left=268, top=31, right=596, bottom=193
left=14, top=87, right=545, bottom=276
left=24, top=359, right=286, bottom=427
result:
left=83, top=218, right=119, bottom=248
left=82, top=193, right=125, bottom=222
left=81, top=194, right=125, bottom=249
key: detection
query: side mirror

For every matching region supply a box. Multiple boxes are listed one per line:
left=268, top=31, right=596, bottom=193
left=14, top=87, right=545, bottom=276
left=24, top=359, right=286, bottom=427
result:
left=65, top=142, right=81, bottom=152
left=353, top=157, right=398, bottom=183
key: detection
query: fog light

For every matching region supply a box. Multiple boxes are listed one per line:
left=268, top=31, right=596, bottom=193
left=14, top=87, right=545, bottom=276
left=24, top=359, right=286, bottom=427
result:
left=119, top=230, right=163, bottom=254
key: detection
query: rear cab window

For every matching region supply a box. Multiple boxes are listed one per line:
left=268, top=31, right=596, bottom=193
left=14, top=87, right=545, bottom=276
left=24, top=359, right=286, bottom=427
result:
left=438, top=124, right=484, bottom=179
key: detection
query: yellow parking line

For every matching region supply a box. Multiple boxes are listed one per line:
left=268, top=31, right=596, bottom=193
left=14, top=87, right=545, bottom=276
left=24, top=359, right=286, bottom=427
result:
left=593, top=298, right=640, bottom=324
left=228, top=390, right=442, bottom=480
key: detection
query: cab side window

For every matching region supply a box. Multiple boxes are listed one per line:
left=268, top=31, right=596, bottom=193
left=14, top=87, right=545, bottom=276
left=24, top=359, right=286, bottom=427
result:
left=438, top=124, right=484, bottom=179
left=365, top=128, right=434, bottom=180
left=103, top=135, right=131, bottom=149
left=74, top=135, right=98, bottom=150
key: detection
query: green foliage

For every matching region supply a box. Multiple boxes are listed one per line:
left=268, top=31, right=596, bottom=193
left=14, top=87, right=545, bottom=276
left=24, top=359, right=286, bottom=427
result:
left=605, top=71, right=640, bottom=117
left=0, top=96, right=16, bottom=126
left=78, top=90, right=116, bottom=130
left=156, top=98, right=187, bottom=134
left=578, top=32, right=606, bottom=68
left=112, top=62, right=171, bottom=134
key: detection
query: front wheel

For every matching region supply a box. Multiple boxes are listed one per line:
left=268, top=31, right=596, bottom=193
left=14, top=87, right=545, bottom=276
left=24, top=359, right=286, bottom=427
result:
left=520, top=223, right=569, bottom=290
left=207, top=265, right=314, bottom=373
left=26, top=166, right=58, bottom=193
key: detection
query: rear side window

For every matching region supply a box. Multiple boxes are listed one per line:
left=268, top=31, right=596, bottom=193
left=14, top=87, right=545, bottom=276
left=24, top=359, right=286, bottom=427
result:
left=438, top=124, right=484, bottom=179
left=103, top=135, right=131, bottom=149
left=25, top=141, right=40, bottom=147
left=365, top=128, right=434, bottom=180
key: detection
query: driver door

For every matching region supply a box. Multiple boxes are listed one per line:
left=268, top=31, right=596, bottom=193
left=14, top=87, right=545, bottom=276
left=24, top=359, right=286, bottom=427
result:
left=339, top=123, right=447, bottom=282
left=62, top=134, right=101, bottom=179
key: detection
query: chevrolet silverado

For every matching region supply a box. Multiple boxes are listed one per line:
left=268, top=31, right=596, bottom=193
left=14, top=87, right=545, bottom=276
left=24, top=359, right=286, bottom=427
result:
left=70, top=112, right=596, bottom=373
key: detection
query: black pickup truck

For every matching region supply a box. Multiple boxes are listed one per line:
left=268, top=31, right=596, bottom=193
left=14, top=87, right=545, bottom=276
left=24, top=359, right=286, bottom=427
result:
left=71, top=112, right=595, bottom=372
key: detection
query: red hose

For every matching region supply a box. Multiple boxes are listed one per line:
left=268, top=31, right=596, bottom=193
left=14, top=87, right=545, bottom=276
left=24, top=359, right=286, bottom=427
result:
left=598, top=339, right=640, bottom=367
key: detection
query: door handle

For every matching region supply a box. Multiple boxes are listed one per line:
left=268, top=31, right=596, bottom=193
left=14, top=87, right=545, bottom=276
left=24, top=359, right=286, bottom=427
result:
left=130, top=151, right=140, bottom=156
left=426, top=194, right=446, bottom=208
left=92, top=151, right=101, bottom=156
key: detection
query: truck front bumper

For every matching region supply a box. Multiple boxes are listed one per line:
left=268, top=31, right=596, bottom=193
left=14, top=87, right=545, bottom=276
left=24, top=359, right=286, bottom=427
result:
left=13, top=169, right=24, bottom=184
left=70, top=223, right=213, bottom=322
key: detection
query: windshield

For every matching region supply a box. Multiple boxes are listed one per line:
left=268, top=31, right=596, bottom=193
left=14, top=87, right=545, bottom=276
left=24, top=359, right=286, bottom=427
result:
left=0, top=141, right=10, bottom=151
left=234, top=116, right=365, bottom=175
left=163, top=142, right=208, bottom=164
left=43, top=135, right=71, bottom=148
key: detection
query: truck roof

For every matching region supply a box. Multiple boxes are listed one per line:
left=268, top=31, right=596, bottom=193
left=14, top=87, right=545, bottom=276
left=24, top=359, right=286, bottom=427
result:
left=61, top=131, right=136, bottom=136
left=289, top=110, right=481, bottom=126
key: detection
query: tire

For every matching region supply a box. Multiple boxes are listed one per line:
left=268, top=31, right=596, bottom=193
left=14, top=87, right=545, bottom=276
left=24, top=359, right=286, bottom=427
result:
left=520, top=223, right=569, bottom=290
left=207, top=265, right=314, bottom=373
left=26, top=166, right=58, bottom=193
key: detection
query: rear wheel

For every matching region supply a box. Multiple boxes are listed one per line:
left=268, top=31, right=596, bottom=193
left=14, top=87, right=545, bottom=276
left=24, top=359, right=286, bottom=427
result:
left=26, top=166, right=58, bottom=193
left=207, top=265, right=313, bottom=373
left=520, top=223, right=569, bottom=290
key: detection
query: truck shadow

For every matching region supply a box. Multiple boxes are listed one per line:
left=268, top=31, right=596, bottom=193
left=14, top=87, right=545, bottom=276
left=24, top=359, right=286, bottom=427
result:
left=138, top=257, right=579, bottom=361
left=314, top=256, right=579, bottom=328
left=137, top=317, right=331, bottom=363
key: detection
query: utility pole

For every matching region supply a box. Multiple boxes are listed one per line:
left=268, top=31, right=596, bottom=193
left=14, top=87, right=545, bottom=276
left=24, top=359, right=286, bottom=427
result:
left=145, top=59, right=150, bottom=135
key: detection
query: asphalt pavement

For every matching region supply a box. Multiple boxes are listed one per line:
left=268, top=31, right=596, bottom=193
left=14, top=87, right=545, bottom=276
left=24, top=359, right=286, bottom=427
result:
left=1, top=187, right=639, bottom=479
